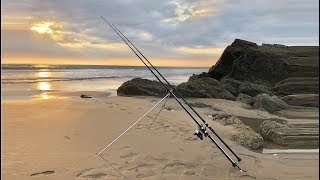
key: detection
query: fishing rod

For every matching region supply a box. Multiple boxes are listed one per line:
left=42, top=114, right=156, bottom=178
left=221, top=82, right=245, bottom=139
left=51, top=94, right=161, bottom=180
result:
left=100, top=16, right=243, bottom=172
left=111, top=21, right=241, bottom=163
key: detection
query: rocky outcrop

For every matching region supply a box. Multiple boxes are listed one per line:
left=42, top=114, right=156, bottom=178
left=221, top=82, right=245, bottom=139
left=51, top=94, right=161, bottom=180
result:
left=281, top=94, right=319, bottom=107
left=176, top=77, right=236, bottom=100
left=272, top=77, right=319, bottom=95
left=117, top=78, right=169, bottom=97
left=260, top=120, right=319, bottom=148
left=207, top=39, right=258, bottom=80
left=208, top=39, right=290, bottom=85
left=208, top=39, right=318, bottom=96
left=117, top=39, right=318, bottom=111
left=212, top=114, right=264, bottom=150
left=253, top=93, right=288, bottom=113
left=236, top=93, right=255, bottom=105
left=238, top=82, right=273, bottom=96
left=220, top=78, right=241, bottom=96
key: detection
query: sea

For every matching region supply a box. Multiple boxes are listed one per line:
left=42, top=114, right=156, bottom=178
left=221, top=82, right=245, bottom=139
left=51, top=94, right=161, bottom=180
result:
left=1, top=64, right=208, bottom=99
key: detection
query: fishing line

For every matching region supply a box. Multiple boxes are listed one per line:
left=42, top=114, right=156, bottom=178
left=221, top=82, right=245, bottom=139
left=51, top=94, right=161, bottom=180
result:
left=110, top=20, right=241, bottom=163
left=100, top=16, right=243, bottom=172
left=148, top=94, right=170, bottom=129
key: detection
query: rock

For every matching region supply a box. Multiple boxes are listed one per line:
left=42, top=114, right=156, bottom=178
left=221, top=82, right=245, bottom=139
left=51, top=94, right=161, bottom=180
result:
left=208, top=39, right=258, bottom=80
left=253, top=93, right=289, bottom=113
left=208, top=39, right=290, bottom=84
left=211, top=114, right=264, bottom=150
left=117, top=78, right=170, bottom=97
left=260, top=120, right=319, bottom=148
left=238, top=82, right=273, bottom=96
left=236, top=93, right=255, bottom=105
left=260, top=120, right=287, bottom=144
left=176, top=77, right=236, bottom=100
left=188, top=72, right=208, bottom=81
left=281, top=94, right=319, bottom=107
left=231, top=123, right=264, bottom=150
left=211, top=113, right=242, bottom=125
left=80, top=94, right=92, bottom=98
left=220, top=78, right=242, bottom=96
left=227, top=48, right=289, bottom=85
left=272, top=77, right=319, bottom=95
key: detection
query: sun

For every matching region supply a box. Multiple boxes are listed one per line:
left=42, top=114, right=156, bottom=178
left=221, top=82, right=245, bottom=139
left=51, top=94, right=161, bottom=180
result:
left=31, top=22, right=54, bottom=34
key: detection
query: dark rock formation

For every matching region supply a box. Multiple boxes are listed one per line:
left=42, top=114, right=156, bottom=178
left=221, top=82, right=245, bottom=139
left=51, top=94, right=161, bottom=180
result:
left=207, top=39, right=258, bottom=80
left=220, top=78, right=241, bottom=96
left=117, top=78, right=169, bottom=97
left=176, top=77, right=236, bottom=100
left=208, top=39, right=319, bottom=97
left=238, top=82, right=273, bottom=96
left=253, top=93, right=288, bottom=113
left=188, top=72, right=208, bottom=81
left=117, top=39, right=318, bottom=111
left=272, top=77, right=319, bottom=95
left=208, top=39, right=290, bottom=85
left=236, top=93, right=255, bottom=105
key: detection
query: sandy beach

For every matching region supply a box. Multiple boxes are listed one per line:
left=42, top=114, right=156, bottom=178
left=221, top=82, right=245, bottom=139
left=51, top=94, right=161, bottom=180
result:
left=1, top=92, right=319, bottom=179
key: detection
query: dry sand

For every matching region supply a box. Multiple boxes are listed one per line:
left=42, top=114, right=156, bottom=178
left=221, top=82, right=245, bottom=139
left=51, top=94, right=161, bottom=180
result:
left=1, top=93, right=319, bottom=179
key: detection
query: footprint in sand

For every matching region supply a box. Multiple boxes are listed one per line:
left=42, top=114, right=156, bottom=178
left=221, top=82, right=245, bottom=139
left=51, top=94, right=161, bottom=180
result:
left=30, top=170, right=55, bottom=176
left=239, top=174, right=256, bottom=179
left=76, top=168, right=94, bottom=177
left=120, top=152, right=138, bottom=163
left=136, top=171, right=156, bottom=178
left=183, top=170, right=196, bottom=176
left=162, top=161, right=193, bottom=174
left=77, top=168, right=116, bottom=179
left=128, top=163, right=156, bottom=172
left=83, top=173, right=108, bottom=178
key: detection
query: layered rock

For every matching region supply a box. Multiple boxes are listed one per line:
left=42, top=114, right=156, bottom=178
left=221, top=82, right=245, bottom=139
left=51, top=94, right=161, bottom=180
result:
left=208, top=39, right=319, bottom=97
left=281, top=94, right=319, bottom=107
left=260, top=120, right=319, bottom=148
left=208, top=39, right=290, bottom=85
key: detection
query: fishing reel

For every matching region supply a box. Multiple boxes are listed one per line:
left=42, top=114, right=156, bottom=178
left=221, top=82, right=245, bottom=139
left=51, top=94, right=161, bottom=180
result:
left=194, top=125, right=209, bottom=140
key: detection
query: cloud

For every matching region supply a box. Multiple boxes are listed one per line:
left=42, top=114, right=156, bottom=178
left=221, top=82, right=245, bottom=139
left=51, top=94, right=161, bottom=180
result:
left=1, top=0, right=319, bottom=66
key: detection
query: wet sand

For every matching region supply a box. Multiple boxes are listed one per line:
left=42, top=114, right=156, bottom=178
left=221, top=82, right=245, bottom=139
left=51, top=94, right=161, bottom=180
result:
left=1, top=92, right=319, bottom=179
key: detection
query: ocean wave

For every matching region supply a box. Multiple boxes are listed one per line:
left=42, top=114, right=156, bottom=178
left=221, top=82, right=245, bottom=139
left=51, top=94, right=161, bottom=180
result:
left=1, top=75, right=145, bottom=84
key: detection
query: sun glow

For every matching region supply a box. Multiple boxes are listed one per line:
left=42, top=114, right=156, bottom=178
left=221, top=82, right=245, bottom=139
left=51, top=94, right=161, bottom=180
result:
left=31, top=22, right=54, bottom=34
left=37, top=82, right=51, bottom=91
left=38, top=71, right=50, bottom=78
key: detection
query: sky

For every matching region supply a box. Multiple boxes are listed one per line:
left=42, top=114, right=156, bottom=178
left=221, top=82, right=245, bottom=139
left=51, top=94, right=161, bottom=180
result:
left=1, top=0, right=319, bottom=67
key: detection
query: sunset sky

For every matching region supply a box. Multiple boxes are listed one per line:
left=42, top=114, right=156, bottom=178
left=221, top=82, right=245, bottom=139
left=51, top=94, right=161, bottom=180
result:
left=1, top=0, right=319, bottom=67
